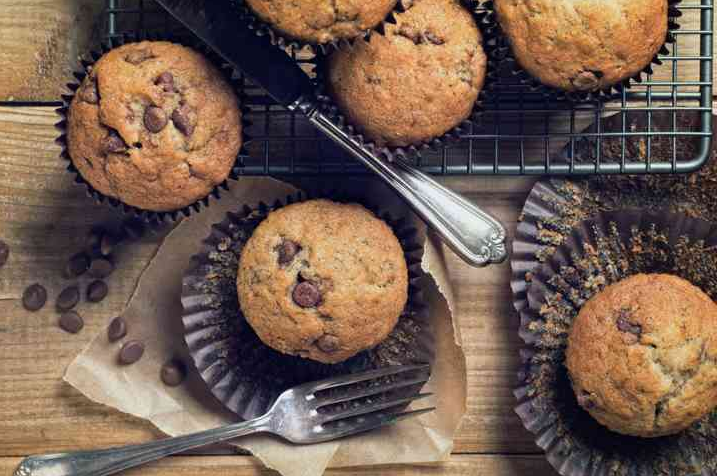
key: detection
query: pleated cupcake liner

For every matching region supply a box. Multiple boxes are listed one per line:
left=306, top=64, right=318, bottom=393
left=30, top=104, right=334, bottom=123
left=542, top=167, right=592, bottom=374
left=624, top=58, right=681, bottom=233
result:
left=515, top=208, right=717, bottom=476
left=180, top=190, right=432, bottom=420
left=55, top=32, right=252, bottom=224
left=229, top=0, right=415, bottom=55
left=311, top=0, right=499, bottom=161
left=482, top=0, right=683, bottom=103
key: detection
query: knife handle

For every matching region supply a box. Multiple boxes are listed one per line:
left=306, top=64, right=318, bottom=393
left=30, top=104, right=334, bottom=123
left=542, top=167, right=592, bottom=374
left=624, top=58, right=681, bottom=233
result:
left=292, top=99, right=507, bottom=267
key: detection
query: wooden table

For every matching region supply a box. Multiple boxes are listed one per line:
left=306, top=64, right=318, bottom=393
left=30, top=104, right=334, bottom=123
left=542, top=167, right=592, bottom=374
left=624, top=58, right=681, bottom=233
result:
left=0, top=2, right=713, bottom=475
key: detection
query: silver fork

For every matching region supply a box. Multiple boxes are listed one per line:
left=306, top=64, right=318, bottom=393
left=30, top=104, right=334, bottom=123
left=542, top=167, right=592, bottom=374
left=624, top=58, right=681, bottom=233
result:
left=14, top=365, right=433, bottom=476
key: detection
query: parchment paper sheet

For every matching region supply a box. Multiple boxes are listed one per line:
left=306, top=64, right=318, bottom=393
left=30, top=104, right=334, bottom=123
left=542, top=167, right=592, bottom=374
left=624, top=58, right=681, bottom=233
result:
left=64, top=177, right=466, bottom=476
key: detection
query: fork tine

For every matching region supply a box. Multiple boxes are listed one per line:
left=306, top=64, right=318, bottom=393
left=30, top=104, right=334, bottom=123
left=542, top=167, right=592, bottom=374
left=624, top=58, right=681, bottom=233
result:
left=321, top=393, right=433, bottom=424
left=315, top=374, right=430, bottom=407
left=317, top=407, right=436, bottom=441
left=305, top=364, right=430, bottom=394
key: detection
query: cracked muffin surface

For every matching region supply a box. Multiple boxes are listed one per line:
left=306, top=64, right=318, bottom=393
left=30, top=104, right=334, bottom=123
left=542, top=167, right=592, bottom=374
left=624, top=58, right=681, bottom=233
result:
left=326, top=0, right=486, bottom=147
left=236, top=199, right=408, bottom=364
left=566, top=273, right=717, bottom=437
left=67, top=41, right=242, bottom=212
left=245, top=0, right=399, bottom=45
left=494, top=0, right=668, bottom=92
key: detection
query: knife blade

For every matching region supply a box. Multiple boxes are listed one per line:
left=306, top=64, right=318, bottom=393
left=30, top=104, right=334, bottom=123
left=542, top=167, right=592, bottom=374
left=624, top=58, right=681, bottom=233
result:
left=155, top=0, right=314, bottom=108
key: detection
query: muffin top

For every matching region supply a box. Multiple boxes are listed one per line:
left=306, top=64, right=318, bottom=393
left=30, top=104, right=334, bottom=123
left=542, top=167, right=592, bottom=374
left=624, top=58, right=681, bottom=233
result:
left=237, top=199, right=408, bottom=364
left=494, top=0, right=668, bottom=92
left=67, top=41, right=242, bottom=212
left=326, top=0, right=486, bottom=148
left=245, top=0, right=399, bottom=45
left=566, top=273, right=717, bottom=437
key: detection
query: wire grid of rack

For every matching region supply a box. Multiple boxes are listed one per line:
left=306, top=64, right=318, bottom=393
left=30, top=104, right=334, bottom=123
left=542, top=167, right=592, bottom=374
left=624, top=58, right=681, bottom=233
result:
left=105, top=0, right=714, bottom=176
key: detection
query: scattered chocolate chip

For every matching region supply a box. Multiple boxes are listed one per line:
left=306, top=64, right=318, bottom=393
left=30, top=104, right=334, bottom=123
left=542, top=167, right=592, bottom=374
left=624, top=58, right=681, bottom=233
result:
left=317, top=334, right=340, bottom=353
left=277, top=240, right=300, bottom=265
left=424, top=30, right=445, bottom=45
left=161, top=359, right=187, bottom=387
left=122, top=219, right=145, bottom=241
left=79, top=78, right=99, bottom=104
left=125, top=49, right=154, bottom=65
left=293, top=281, right=321, bottom=308
left=100, top=234, right=119, bottom=257
left=22, top=283, right=47, bottom=312
left=0, top=240, right=9, bottom=268
left=102, top=130, right=127, bottom=154
left=108, top=316, right=127, bottom=342
left=171, top=104, right=195, bottom=136
left=56, top=286, right=80, bottom=311
left=59, top=311, right=84, bottom=334
left=119, top=340, right=145, bottom=365
left=87, top=280, right=109, bottom=303
left=66, top=252, right=90, bottom=278
left=88, top=258, right=114, bottom=279
left=144, top=106, right=168, bottom=133
left=155, top=72, right=175, bottom=92
left=616, top=311, right=642, bottom=337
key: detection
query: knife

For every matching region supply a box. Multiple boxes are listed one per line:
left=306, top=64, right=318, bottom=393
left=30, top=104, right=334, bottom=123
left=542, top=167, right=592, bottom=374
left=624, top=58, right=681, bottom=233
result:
left=155, top=0, right=507, bottom=267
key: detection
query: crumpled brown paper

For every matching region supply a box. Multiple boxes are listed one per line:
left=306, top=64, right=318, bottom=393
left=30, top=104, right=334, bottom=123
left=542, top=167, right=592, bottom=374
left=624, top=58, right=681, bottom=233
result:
left=64, top=177, right=466, bottom=476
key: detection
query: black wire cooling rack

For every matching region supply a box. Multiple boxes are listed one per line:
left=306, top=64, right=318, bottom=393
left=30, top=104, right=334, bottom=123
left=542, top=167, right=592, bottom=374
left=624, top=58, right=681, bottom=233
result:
left=104, top=0, right=714, bottom=176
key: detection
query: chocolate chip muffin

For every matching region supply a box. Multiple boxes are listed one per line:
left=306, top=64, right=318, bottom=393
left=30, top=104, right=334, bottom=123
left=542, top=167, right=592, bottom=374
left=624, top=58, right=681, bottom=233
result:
left=67, top=41, right=242, bottom=212
left=237, top=199, right=408, bottom=364
left=494, top=0, right=668, bottom=92
left=566, top=274, right=717, bottom=437
left=325, top=0, right=486, bottom=148
left=245, top=0, right=400, bottom=45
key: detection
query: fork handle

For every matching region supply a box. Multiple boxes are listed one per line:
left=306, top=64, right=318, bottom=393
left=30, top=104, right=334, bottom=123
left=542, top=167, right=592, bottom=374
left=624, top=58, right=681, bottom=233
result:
left=14, top=415, right=271, bottom=476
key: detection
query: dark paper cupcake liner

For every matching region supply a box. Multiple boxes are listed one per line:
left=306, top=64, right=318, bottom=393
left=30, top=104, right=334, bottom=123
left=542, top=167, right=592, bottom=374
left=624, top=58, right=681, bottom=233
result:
left=483, top=0, right=682, bottom=102
left=312, top=0, right=498, bottom=161
left=180, top=191, right=432, bottom=420
left=515, top=208, right=717, bottom=476
left=55, top=33, right=252, bottom=224
left=230, top=0, right=414, bottom=55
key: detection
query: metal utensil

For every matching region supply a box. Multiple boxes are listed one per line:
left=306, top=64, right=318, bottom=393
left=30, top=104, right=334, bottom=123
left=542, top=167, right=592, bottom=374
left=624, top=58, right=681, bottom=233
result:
left=153, top=0, right=507, bottom=267
left=13, top=365, right=433, bottom=476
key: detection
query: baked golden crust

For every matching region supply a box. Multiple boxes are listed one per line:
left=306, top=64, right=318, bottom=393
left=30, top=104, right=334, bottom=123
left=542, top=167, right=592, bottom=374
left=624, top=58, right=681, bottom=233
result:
left=326, top=0, right=486, bottom=148
left=566, top=274, right=717, bottom=437
left=245, top=0, right=399, bottom=44
left=237, top=199, right=408, bottom=364
left=494, top=0, right=668, bottom=92
left=67, top=41, right=242, bottom=212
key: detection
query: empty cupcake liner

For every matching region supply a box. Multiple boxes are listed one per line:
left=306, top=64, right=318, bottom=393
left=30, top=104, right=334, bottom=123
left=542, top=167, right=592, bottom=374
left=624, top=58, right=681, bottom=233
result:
left=515, top=208, right=717, bottom=476
left=230, top=0, right=414, bottom=55
left=180, top=191, right=432, bottom=420
left=55, top=33, right=252, bottom=224
left=482, top=0, right=682, bottom=102
left=311, top=0, right=499, bottom=161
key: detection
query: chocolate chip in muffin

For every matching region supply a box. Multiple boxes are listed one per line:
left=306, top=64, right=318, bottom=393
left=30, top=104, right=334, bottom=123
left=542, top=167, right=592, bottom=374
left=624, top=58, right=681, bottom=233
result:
left=160, top=359, right=187, bottom=387
left=88, top=258, right=114, bottom=279
left=59, top=311, right=84, bottom=334
left=171, top=103, right=195, bottom=136
left=108, top=316, right=127, bottom=342
left=66, top=252, right=90, bottom=278
left=79, top=77, right=99, bottom=104
left=292, top=281, right=322, bottom=308
left=125, top=49, right=155, bottom=65
left=317, top=334, right=340, bottom=353
left=277, top=240, right=300, bottom=265
left=155, top=72, right=175, bottom=92
left=0, top=240, right=9, bottom=268
left=102, top=130, right=128, bottom=154
left=56, top=285, right=80, bottom=312
left=119, top=340, right=145, bottom=365
left=616, top=309, right=642, bottom=338
left=144, top=106, right=168, bottom=133
left=23, top=283, right=47, bottom=312
left=87, top=280, right=109, bottom=303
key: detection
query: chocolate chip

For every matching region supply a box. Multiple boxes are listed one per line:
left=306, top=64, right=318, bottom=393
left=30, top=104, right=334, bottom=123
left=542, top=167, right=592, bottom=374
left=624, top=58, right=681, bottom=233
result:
left=125, top=49, right=154, bottom=65
left=122, top=219, right=145, bottom=241
left=424, top=30, right=445, bottom=45
left=102, top=130, right=127, bottom=154
left=87, top=280, right=108, bottom=303
left=56, top=286, right=80, bottom=311
left=144, top=106, right=168, bottom=133
left=119, top=340, right=145, bottom=365
left=100, top=234, right=119, bottom=257
left=577, top=390, right=595, bottom=409
left=66, top=253, right=90, bottom=278
left=155, top=72, right=175, bottom=92
left=59, top=311, right=84, bottom=334
left=171, top=104, right=195, bottom=136
left=293, top=281, right=321, bottom=308
left=277, top=240, right=300, bottom=265
left=161, top=359, right=187, bottom=387
left=616, top=311, right=642, bottom=337
left=108, top=316, right=127, bottom=342
left=88, top=258, right=114, bottom=279
left=0, top=240, right=9, bottom=268
left=22, top=283, right=47, bottom=312
left=79, top=78, right=99, bottom=104
left=317, top=334, right=340, bottom=353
